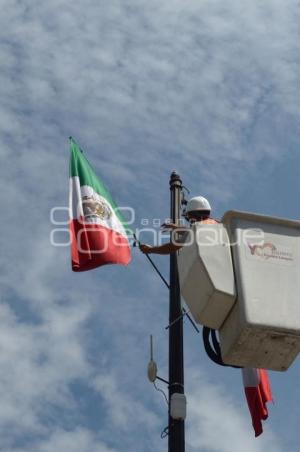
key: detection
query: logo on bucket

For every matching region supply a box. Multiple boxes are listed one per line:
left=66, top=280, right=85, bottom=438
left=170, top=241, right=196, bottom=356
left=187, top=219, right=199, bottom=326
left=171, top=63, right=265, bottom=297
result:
left=247, top=242, right=294, bottom=264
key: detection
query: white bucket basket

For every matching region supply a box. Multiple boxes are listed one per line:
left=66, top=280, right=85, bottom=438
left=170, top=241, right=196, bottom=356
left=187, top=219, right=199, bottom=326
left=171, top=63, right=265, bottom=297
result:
left=178, top=223, right=236, bottom=329
left=220, top=210, right=300, bottom=371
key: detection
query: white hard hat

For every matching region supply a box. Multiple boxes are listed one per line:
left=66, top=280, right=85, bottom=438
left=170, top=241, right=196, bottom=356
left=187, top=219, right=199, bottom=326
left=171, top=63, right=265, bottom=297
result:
left=186, top=196, right=211, bottom=213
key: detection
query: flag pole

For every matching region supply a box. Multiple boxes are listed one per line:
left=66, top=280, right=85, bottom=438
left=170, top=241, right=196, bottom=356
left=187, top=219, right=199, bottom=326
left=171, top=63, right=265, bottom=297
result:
left=168, top=171, right=185, bottom=452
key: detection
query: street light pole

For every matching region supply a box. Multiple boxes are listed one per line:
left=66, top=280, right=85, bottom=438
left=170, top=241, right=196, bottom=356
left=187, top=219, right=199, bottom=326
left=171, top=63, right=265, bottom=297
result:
left=168, top=171, right=185, bottom=452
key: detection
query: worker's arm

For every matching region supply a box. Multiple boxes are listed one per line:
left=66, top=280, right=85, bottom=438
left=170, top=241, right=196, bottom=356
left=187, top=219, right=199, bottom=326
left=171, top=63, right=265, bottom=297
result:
left=139, top=242, right=183, bottom=255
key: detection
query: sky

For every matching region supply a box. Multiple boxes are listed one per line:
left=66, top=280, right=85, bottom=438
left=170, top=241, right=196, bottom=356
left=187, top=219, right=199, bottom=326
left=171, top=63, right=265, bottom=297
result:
left=1, top=0, right=300, bottom=451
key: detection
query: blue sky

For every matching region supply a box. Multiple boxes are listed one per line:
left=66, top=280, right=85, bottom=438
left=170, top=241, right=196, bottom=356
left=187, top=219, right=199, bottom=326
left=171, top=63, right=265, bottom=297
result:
left=1, top=0, right=300, bottom=450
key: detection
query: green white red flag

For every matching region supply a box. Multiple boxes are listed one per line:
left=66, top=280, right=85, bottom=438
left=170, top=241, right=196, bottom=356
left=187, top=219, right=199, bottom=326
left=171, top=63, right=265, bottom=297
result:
left=69, top=138, right=131, bottom=271
left=242, top=368, right=273, bottom=437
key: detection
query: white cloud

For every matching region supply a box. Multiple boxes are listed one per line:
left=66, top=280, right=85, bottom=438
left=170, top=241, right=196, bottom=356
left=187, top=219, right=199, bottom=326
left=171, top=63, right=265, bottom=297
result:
left=7, top=428, right=116, bottom=452
left=93, top=373, right=158, bottom=430
left=186, top=369, right=282, bottom=452
left=1, top=0, right=299, bottom=195
left=0, top=300, right=92, bottom=444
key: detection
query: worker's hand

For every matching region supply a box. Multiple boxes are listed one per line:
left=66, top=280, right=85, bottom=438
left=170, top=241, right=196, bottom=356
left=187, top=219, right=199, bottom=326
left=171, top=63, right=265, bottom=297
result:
left=139, top=243, right=154, bottom=254
left=161, top=222, right=178, bottom=231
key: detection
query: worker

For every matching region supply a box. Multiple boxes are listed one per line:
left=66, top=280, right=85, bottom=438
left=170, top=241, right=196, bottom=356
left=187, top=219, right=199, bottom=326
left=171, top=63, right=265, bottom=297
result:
left=139, top=196, right=218, bottom=255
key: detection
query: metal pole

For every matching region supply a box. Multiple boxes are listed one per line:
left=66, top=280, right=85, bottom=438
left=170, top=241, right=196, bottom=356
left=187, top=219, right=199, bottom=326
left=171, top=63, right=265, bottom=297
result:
left=168, top=171, right=185, bottom=452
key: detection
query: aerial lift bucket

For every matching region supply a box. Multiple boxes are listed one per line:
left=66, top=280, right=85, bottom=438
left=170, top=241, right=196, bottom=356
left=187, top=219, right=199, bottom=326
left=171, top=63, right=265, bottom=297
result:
left=178, top=223, right=236, bottom=330
left=219, top=211, right=300, bottom=371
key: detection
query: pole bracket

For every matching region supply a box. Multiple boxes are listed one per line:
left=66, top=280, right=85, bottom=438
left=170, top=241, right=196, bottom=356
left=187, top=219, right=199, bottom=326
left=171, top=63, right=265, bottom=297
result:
left=165, top=308, right=199, bottom=333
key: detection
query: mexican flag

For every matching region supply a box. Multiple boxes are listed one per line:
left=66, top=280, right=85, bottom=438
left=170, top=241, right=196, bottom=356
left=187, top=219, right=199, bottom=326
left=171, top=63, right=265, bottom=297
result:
left=69, top=138, right=131, bottom=271
left=242, top=368, right=273, bottom=437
